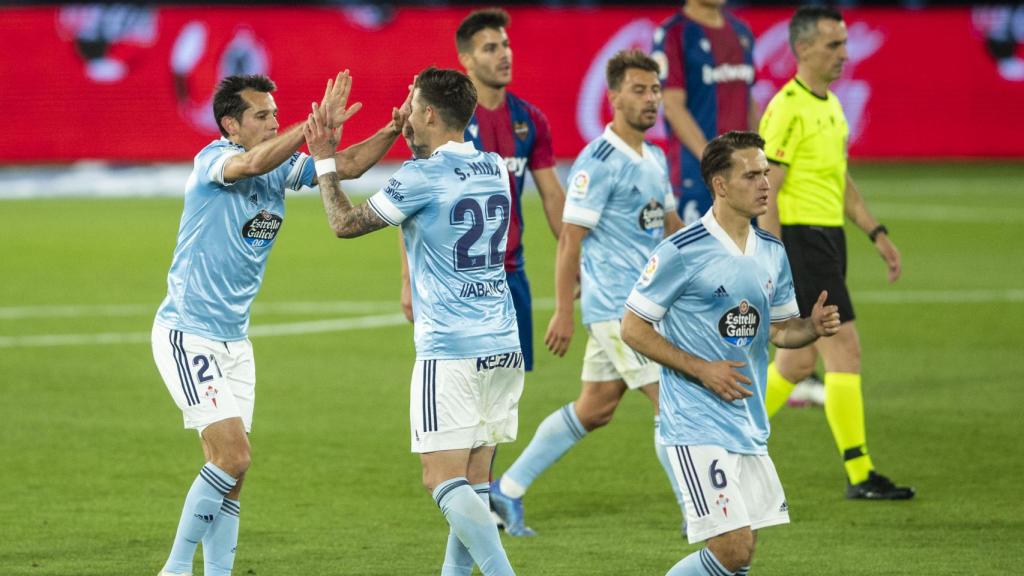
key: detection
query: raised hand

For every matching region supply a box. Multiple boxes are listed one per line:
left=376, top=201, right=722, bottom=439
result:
left=320, top=70, right=363, bottom=130
left=390, top=76, right=416, bottom=135
left=810, top=290, right=841, bottom=337
left=303, top=101, right=340, bottom=160
left=696, top=360, right=753, bottom=402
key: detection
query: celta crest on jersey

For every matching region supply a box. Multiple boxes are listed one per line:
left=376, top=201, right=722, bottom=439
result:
left=719, top=299, right=760, bottom=347
left=241, top=209, right=282, bottom=247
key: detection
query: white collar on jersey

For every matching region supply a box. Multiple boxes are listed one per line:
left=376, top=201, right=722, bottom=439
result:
left=432, top=140, right=477, bottom=156
left=701, top=208, right=758, bottom=256
left=602, top=124, right=647, bottom=163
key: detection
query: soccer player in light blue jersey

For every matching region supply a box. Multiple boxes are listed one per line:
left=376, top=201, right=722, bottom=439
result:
left=151, top=71, right=408, bottom=576
left=489, top=51, right=686, bottom=537
left=620, top=131, right=840, bottom=576
left=304, top=68, right=520, bottom=576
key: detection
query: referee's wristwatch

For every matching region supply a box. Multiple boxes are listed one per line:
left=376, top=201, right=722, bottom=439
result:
left=868, top=224, right=888, bottom=242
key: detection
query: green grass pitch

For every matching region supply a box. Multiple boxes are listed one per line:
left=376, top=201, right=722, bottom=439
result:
left=1, top=163, right=1022, bottom=575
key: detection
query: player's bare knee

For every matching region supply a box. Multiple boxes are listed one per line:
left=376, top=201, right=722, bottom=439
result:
left=214, top=449, right=250, bottom=478
left=709, top=529, right=755, bottom=572
left=578, top=402, right=616, bottom=430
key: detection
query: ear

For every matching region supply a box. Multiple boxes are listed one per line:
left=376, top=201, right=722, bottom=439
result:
left=712, top=175, right=726, bottom=198
left=607, top=88, right=619, bottom=111
left=457, top=50, right=474, bottom=71
left=220, top=115, right=239, bottom=137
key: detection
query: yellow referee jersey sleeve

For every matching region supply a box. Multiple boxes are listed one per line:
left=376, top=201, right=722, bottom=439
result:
left=760, top=78, right=849, bottom=227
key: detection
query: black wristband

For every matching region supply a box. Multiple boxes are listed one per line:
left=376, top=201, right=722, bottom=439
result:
left=868, top=224, right=888, bottom=242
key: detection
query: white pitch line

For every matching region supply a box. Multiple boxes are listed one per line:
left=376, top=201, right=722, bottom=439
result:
left=870, top=202, right=1022, bottom=224
left=2, top=289, right=1022, bottom=349
left=0, top=301, right=397, bottom=320
left=0, top=313, right=409, bottom=349
left=852, top=288, right=1024, bottom=304
left=1, top=289, right=1023, bottom=321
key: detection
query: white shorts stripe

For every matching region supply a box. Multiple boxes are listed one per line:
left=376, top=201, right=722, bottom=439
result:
left=170, top=329, right=199, bottom=406
left=683, top=447, right=710, bottom=516
left=677, top=446, right=709, bottom=517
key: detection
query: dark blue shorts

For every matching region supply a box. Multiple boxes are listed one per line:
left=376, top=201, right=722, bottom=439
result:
left=506, top=269, right=534, bottom=372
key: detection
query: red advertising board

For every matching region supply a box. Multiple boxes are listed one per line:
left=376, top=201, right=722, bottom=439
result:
left=1, top=5, right=1022, bottom=161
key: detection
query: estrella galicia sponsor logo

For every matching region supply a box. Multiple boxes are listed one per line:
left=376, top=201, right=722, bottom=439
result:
left=383, top=178, right=404, bottom=202
left=718, top=300, right=760, bottom=346
left=638, top=198, right=665, bottom=235
left=241, top=209, right=282, bottom=248
left=476, top=351, right=524, bottom=371
left=459, top=279, right=506, bottom=298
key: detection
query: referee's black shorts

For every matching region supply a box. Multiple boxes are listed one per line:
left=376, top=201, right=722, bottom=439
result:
left=780, top=225, right=856, bottom=323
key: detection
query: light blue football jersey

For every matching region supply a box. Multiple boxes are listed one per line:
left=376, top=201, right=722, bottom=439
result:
left=155, top=139, right=314, bottom=341
left=563, top=125, right=677, bottom=325
left=367, top=140, right=520, bottom=360
left=625, top=211, right=799, bottom=454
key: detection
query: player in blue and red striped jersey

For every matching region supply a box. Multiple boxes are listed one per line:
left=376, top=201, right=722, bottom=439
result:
left=652, top=0, right=758, bottom=225
left=456, top=8, right=565, bottom=373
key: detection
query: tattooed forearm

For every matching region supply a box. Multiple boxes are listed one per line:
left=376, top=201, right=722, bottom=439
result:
left=318, top=172, right=389, bottom=238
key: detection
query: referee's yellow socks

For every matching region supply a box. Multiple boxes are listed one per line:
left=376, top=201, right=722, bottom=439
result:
left=824, top=372, right=874, bottom=484
left=765, top=362, right=796, bottom=418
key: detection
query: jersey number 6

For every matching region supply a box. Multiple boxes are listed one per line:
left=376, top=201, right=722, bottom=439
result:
left=450, top=194, right=510, bottom=271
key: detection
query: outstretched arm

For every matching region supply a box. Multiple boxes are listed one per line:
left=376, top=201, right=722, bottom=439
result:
left=223, top=70, right=358, bottom=183
left=304, top=100, right=388, bottom=238
left=222, top=124, right=306, bottom=183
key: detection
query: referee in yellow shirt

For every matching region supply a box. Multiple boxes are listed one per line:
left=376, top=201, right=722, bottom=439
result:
left=758, top=6, right=914, bottom=500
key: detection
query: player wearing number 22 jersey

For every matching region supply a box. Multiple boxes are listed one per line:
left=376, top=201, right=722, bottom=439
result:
left=368, top=142, right=520, bottom=360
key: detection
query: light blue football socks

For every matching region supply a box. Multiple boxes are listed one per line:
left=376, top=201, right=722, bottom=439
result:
left=666, top=548, right=743, bottom=576
left=163, top=462, right=237, bottom=574
left=203, top=497, right=241, bottom=576
left=501, top=403, right=587, bottom=496
left=441, top=482, right=490, bottom=576
left=433, top=477, right=514, bottom=576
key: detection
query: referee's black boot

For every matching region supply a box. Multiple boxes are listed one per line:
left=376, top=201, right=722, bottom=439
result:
left=846, top=471, right=916, bottom=500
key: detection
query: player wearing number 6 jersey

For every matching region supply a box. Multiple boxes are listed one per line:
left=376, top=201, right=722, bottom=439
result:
left=306, top=68, right=520, bottom=576
left=621, top=131, right=840, bottom=576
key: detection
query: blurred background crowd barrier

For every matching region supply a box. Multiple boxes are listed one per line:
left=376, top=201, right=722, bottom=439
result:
left=2, top=4, right=1023, bottom=166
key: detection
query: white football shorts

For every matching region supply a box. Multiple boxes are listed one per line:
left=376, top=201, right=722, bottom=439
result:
left=151, top=322, right=255, bottom=434
left=410, top=352, right=525, bottom=453
left=581, top=319, right=660, bottom=389
left=665, top=444, right=790, bottom=544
